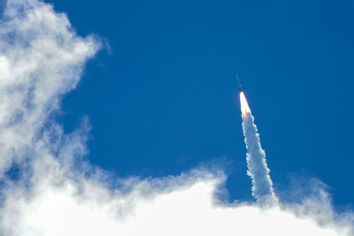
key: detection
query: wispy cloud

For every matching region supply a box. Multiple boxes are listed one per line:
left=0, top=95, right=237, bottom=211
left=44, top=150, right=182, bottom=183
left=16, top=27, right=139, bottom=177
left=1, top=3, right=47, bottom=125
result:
left=0, top=1, right=353, bottom=235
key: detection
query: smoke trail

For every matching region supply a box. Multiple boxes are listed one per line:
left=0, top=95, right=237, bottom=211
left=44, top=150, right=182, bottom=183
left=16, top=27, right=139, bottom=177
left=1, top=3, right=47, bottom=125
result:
left=240, top=92, right=278, bottom=205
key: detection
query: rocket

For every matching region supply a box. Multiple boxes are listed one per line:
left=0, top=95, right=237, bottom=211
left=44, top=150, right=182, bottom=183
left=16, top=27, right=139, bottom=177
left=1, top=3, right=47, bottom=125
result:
left=236, top=74, right=243, bottom=92
left=237, top=74, right=251, bottom=116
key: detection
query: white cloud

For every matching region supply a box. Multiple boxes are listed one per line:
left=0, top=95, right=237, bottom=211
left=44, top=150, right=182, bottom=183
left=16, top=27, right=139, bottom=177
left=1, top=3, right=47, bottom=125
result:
left=0, top=0, right=353, bottom=236
left=3, top=170, right=353, bottom=236
left=0, top=0, right=98, bottom=175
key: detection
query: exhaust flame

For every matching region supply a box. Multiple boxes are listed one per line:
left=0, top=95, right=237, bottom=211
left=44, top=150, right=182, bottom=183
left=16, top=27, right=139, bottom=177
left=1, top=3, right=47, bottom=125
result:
left=240, top=91, right=251, bottom=117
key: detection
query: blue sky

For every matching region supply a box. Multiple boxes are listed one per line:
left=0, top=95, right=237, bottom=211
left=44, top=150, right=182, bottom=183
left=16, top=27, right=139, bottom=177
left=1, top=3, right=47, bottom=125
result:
left=49, top=0, right=354, bottom=207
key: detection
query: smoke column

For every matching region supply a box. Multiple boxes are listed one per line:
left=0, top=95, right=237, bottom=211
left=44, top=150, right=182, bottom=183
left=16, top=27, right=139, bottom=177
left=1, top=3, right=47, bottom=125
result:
left=240, top=91, right=278, bottom=205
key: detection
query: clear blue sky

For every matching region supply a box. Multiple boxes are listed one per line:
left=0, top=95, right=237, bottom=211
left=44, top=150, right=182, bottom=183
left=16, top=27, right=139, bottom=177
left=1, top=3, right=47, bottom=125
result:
left=49, top=0, right=354, bottom=207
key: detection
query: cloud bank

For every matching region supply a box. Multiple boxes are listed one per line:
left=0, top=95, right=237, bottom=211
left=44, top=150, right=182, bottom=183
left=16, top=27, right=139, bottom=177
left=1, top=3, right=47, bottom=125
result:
left=0, top=0, right=353, bottom=235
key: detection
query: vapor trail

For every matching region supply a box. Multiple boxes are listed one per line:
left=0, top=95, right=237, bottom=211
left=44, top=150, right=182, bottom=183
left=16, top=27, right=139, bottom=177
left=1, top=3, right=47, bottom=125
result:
left=240, top=92, right=278, bottom=205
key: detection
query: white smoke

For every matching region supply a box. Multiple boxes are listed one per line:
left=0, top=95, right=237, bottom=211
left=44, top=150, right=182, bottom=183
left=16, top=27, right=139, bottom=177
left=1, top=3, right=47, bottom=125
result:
left=0, top=0, right=353, bottom=236
left=242, top=106, right=278, bottom=205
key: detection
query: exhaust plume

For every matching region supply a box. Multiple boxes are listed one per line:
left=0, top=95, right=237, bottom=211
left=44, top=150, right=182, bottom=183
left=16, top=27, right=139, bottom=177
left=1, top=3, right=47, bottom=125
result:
left=240, top=91, right=278, bottom=205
